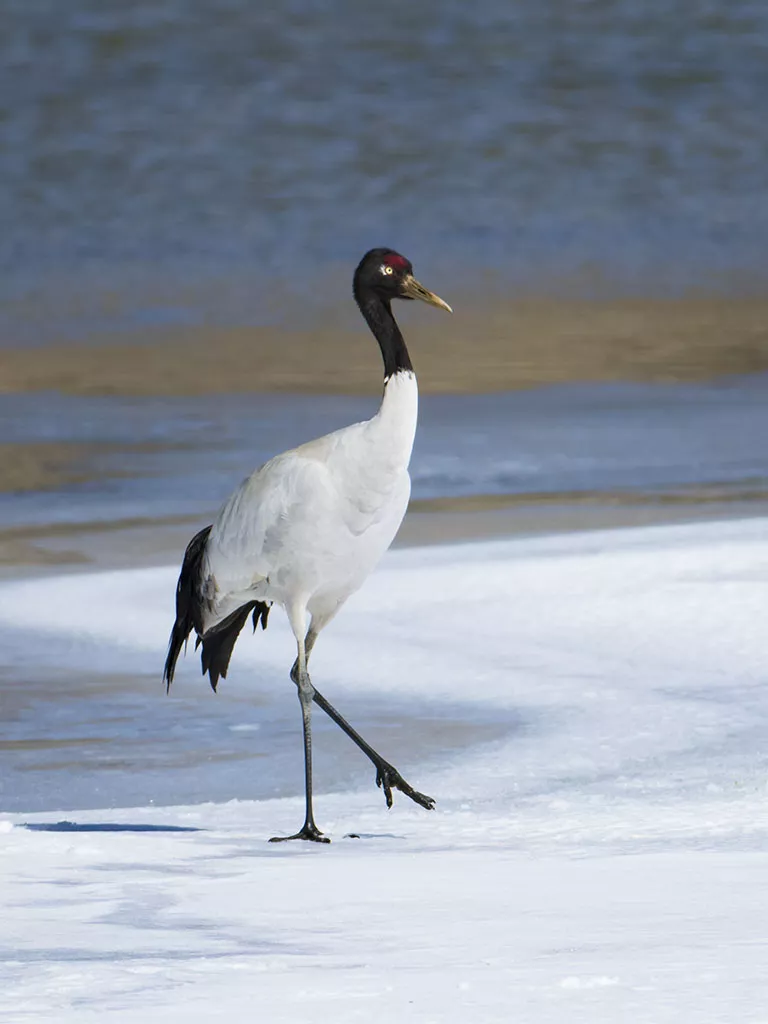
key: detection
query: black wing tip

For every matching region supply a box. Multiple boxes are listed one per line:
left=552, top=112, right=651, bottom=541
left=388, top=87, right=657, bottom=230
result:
left=164, top=520, right=273, bottom=694
left=199, top=600, right=271, bottom=693
left=163, top=524, right=213, bottom=693
left=201, top=659, right=221, bottom=693
left=252, top=602, right=271, bottom=632
left=163, top=621, right=186, bottom=693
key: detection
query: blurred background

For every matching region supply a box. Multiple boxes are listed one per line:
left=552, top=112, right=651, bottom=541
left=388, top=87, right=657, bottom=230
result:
left=2, top=0, right=768, bottom=811
left=2, top=0, right=768, bottom=559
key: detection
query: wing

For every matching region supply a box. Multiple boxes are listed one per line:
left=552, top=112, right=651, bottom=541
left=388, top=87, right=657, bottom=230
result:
left=201, top=430, right=406, bottom=624
left=200, top=451, right=336, bottom=617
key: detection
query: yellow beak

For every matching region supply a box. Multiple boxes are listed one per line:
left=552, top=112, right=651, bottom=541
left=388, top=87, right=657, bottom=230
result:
left=400, top=274, right=453, bottom=313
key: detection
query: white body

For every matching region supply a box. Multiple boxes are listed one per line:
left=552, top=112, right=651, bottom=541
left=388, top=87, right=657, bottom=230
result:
left=200, top=371, right=418, bottom=636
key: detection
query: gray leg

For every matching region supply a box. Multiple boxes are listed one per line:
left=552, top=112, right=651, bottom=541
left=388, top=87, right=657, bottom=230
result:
left=270, top=621, right=330, bottom=843
left=290, top=628, right=435, bottom=812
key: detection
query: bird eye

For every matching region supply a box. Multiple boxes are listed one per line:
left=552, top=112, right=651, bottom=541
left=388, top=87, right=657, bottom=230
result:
left=380, top=264, right=394, bottom=276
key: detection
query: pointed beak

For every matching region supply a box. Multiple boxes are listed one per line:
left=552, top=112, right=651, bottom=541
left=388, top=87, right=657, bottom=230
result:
left=400, top=274, right=453, bottom=313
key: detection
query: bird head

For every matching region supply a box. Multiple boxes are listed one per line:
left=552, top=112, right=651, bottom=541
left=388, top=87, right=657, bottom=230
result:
left=353, top=249, right=452, bottom=313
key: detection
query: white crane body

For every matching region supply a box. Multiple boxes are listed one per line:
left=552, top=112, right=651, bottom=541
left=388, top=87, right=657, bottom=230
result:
left=201, top=371, right=417, bottom=636
left=163, top=250, right=450, bottom=842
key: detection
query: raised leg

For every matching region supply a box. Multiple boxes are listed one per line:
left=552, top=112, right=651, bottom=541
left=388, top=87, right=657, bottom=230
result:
left=269, top=616, right=330, bottom=844
left=289, top=628, right=435, bottom=812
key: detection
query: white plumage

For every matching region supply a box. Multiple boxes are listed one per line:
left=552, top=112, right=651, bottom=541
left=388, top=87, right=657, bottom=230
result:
left=202, top=370, right=417, bottom=638
left=163, top=248, right=451, bottom=842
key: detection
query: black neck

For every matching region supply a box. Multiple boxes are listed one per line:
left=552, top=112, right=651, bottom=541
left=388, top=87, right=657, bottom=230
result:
left=354, top=288, right=413, bottom=380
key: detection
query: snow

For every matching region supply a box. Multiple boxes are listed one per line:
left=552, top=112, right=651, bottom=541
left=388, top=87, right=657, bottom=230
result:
left=1, top=518, right=767, bottom=1022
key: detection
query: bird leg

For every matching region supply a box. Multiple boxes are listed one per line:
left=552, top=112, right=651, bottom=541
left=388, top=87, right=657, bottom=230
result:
left=311, top=684, right=435, bottom=812
left=270, top=637, right=330, bottom=844
left=290, top=636, right=435, bottom=812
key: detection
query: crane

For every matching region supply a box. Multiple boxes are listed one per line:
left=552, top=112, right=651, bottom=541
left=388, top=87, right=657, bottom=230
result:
left=163, top=248, right=452, bottom=842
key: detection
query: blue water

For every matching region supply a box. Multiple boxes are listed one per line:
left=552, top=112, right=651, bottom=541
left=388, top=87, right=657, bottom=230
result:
left=2, top=0, right=768, bottom=341
left=2, top=378, right=767, bottom=531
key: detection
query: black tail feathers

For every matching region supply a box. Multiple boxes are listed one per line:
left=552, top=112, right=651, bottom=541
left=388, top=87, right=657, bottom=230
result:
left=199, top=601, right=270, bottom=691
left=163, top=525, right=212, bottom=692
left=163, top=524, right=271, bottom=693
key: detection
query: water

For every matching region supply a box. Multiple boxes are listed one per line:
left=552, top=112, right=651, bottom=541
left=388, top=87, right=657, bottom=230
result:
left=2, top=378, right=768, bottom=531
left=0, top=661, right=513, bottom=813
left=2, top=0, right=768, bottom=341
left=3, top=4, right=768, bottom=817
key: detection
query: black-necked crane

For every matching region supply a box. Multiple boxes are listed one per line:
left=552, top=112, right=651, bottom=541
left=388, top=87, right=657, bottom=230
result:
left=163, top=249, right=452, bottom=842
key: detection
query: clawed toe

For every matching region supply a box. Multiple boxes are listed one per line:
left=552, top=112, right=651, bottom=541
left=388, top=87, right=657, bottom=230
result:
left=375, top=765, right=395, bottom=808
left=376, top=763, right=435, bottom=811
left=269, top=823, right=330, bottom=844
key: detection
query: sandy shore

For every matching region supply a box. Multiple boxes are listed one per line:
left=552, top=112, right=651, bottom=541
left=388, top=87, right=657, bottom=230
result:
left=0, top=440, right=184, bottom=496
left=3, top=295, right=768, bottom=395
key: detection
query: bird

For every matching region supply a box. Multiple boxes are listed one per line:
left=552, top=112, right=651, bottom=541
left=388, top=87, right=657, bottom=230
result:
left=163, top=248, right=452, bottom=843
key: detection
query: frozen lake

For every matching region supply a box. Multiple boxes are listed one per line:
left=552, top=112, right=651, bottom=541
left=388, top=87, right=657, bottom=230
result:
left=1, top=518, right=766, bottom=1021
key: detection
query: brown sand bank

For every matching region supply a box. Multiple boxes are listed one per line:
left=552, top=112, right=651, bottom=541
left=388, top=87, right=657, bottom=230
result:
left=0, top=441, right=117, bottom=493
left=2, top=296, right=768, bottom=395
left=0, top=441, right=181, bottom=495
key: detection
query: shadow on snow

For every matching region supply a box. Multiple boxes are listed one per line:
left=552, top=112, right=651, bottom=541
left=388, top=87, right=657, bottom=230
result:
left=22, top=820, right=203, bottom=833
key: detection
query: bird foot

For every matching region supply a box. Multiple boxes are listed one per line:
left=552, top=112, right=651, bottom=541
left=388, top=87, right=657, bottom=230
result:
left=375, top=762, right=435, bottom=811
left=268, top=822, right=330, bottom=844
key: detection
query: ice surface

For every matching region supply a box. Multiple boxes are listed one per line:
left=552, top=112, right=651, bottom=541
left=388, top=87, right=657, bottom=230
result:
left=0, top=519, right=767, bottom=1022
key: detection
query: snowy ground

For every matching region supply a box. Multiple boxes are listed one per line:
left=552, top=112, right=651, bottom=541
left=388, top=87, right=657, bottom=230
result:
left=1, top=518, right=767, bottom=1022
